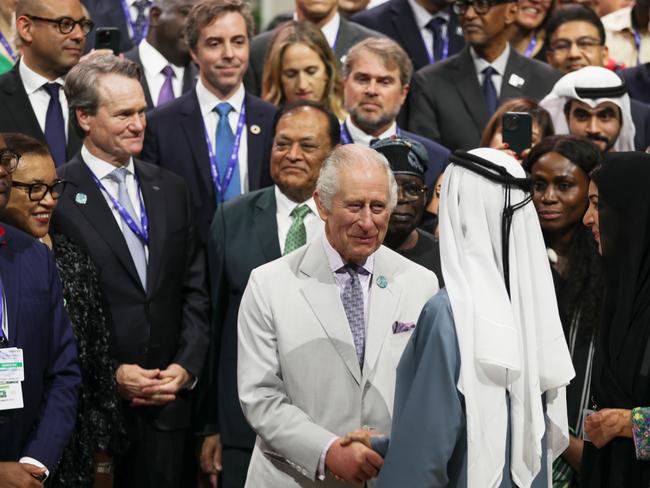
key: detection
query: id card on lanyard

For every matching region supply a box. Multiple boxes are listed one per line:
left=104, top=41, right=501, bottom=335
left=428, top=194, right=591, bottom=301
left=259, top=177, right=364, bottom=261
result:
left=203, top=103, right=247, bottom=204
left=0, top=278, right=25, bottom=411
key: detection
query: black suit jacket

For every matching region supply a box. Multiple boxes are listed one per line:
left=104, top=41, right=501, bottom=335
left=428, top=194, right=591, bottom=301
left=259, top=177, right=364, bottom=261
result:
left=622, top=63, right=650, bottom=105
left=631, top=98, right=650, bottom=151
left=196, top=186, right=281, bottom=450
left=407, top=46, right=562, bottom=150
left=124, top=45, right=198, bottom=110
left=244, top=16, right=382, bottom=96
left=0, top=63, right=82, bottom=159
left=351, top=0, right=465, bottom=71
left=141, top=88, right=276, bottom=242
left=82, top=0, right=134, bottom=54
left=52, top=155, right=209, bottom=431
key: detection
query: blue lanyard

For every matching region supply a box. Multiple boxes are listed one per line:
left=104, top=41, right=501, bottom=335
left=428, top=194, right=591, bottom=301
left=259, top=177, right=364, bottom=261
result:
left=119, top=0, right=149, bottom=45
left=203, top=103, right=247, bottom=204
left=0, top=276, right=6, bottom=347
left=91, top=171, right=149, bottom=245
left=340, top=123, right=401, bottom=145
left=426, top=30, right=449, bottom=64
left=523, top=35, right=538, bottom=58
left=0, top=32, right=17, bottom=62
left=633, top=29, right=641, bottom=66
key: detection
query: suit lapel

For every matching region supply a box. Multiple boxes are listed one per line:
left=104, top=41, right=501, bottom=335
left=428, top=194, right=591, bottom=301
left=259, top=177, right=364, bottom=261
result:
left=1, top=242, right=21, bottom=347
left=391, top=0, right=429, bottom=69
left=253, top=187, right=282, bottom=261
left=63, top=157, right=144, bottom=289
left=334, top=18, right=353, bottom=63
left=182, top=62, right=198, bottom=95
left=135, top=160, right=165, bottom=294
left=499, top=50, right=529, bottom=103
left=245, top=94, right=266, bottom=191
left=180, top=92, right=214, bottom=201
left=300, top=241, right=362, bottom=385
left=2, top=65, right=43, bottom=140
left=448, top=11, right=465, bottom=54
left=451, top=48, right=489, bottom=132
left=364, top=248, right=401, bottom=376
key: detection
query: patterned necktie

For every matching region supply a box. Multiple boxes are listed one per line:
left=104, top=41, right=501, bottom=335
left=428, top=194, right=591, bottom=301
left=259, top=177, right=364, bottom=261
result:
left=214, top=102, right=241, bottom=201
left=426, top=16, right=447, bottom=62
left=132, top=0, right=152, bottom=44
left=482, top=66, right=498, bottom=118
left=157, top=65, right=175, bottom=106
left=43, top=82, right=66, bottom=167
left=340, top=264, right=366, bottom=368
left=107, top=167, right=147, bottom=289
left=283, top=204, right=311, bottom=255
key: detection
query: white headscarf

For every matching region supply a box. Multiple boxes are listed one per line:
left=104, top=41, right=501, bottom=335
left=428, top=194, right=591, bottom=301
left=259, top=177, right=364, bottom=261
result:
left=439, top=148, right=575, bottom=488
left=539, top=66, right=635, bottom=152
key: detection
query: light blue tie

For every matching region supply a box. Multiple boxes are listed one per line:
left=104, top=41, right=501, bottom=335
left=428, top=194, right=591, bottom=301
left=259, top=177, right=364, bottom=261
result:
left=340, top=264, right=366, bottom=368
left=214, top=102, right=241, bottom=201
left=108, top=167, right=147, bottom=289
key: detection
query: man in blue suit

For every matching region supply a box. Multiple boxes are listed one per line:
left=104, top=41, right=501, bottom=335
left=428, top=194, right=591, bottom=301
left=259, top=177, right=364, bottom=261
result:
left=341, top=37, right=450, bottom=187
left=142, top=0, right=276, bottom=243
left=0, top=138, right=80, bottom=485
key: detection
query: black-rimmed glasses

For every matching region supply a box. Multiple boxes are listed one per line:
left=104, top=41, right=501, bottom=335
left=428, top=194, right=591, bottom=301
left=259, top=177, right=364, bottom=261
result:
left=0, top=150, right=19, bottom=174
left=452, top=0, right=511, bottom=15
left=25, top=15, right=95, bottom=35
left=11, top=179, right=67, bottom=201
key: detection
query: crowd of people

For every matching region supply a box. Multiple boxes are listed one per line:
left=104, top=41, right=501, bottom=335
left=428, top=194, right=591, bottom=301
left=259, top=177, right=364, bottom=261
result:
left=0, top=0, right=649, bottom=486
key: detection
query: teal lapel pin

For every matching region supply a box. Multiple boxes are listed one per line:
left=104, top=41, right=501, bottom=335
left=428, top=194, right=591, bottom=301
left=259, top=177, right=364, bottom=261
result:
left=376, top=276, right=388, bottom=289
left=75, top=192, right=88, bottom=204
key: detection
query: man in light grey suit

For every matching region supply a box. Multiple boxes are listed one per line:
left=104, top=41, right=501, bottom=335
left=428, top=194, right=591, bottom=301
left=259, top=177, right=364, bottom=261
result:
left=237, top=144, right=439, bottom=487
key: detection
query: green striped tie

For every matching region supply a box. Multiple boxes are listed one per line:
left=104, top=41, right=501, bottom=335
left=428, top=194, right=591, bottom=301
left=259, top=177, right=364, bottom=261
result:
left=283, top=204, right=311, bottom=255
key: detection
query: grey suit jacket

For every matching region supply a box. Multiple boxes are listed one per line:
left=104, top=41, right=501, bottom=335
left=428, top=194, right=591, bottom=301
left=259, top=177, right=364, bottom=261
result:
left=406, top=46, right=562, bottom=151
left=243, top=16, right=382, bottom=96
left=238, top=238, right=439, bottom=487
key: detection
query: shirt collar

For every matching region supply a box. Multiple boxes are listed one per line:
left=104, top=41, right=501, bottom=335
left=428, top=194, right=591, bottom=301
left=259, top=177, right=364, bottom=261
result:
left=82, top=145, right=135, bottom=180
left=19, top=59, right=65, bottom=95
left=293, top=11, right=341, bottom=48
left=321, top=231, right=375, bottom=276
left=139, top=39, right=184, bottom=78
left=407, top=0, right=450, bottom=29
left=274, top=185, right=319, bottom=218
left=196, top=78, right=246, bottom=118
left=470, top=42, right=510, bottom=77
left=345, top=115, right=397, bottom=145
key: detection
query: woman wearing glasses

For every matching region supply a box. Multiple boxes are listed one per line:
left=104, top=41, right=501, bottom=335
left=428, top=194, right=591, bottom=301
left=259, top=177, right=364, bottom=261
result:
left=0, top=132, right=125, bottom=488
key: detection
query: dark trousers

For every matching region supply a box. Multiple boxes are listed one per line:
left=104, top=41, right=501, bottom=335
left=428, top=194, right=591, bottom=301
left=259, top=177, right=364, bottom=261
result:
left=114, top=417, right=186, bottom=488
left=220, top=446, right=253, bottom=488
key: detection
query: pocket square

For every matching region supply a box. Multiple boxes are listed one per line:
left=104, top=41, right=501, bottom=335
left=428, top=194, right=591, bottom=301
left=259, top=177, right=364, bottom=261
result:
left=392, top=321, right=415, bottom=334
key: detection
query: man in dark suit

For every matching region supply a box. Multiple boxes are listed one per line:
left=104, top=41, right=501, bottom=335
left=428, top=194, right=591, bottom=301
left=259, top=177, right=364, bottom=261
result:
left=623, top=63, right=650, bottom=105
left=0, top=138, right=80, bottom=485
left=142, top=0, right=276, bottom=243
left=341, top=37, right=450, bottom=187
left=0, top=0, right=89, bottom=166
left=196, top=100, right=339, bottom=488
left=52, top=54, right=209, bottom=487
left=124, top=0, right=198, bottom=110
left=407, top=0, right=561, bottom=150
left=352, top=0, right=465, bottom=71
left=83, top=0, right=151, bottom=54
left=244, top=0, right=381, bottom=96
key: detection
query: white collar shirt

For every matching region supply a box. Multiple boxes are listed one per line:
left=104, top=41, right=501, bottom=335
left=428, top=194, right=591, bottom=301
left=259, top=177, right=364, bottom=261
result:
left=344, top=115, right=397, bottom=145
left=275, top=185, right=323, bottom=255
left=138, top=39, right=185, bottom=106
left=471, top=42, right=510, bottom=98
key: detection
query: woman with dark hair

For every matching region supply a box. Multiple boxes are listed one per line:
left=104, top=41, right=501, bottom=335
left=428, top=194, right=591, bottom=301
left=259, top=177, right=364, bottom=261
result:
left=0, top=133, right=126, bottom=487
left=523, top=135, right=603, bottom=487
left=481, top=98, right=554, bottom=160
left=580, top=152, right=650, bottom=488
left=507, top=0, right=554, bottom=60
left=261, top=21, right=345, bottom=119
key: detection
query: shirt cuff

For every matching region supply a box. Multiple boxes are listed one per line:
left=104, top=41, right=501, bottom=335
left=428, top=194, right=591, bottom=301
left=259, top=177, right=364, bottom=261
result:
left=185, top=375, right=198, bottom=390
left=317, top=436, right=338, bottom=481
left=19, top=457, right=49, bottom=481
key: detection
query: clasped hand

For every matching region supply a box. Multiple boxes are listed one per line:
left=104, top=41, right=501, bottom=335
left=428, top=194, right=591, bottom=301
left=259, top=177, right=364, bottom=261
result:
left=325, top=429, right=385, bottom=484
left=116, top=363, right=191, bottom=406
left=584, top=408, right=633, bottom=448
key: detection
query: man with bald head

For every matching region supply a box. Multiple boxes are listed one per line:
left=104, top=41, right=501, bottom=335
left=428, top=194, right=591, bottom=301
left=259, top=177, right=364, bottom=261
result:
left=0, top=0, right=91, bottom=165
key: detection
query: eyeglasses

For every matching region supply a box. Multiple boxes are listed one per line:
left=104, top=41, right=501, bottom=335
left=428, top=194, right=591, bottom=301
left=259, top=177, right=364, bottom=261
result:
left=398, top=182, right=427, bottom=201
left=0, top=150, right=19, bottom=174
left=549, top=37, right=602, bottom=54
left=452, top=0, right=511, bottom=15
left=25, top=15, right=95, bottom=35
left=11, top=179, right=67, bottom=201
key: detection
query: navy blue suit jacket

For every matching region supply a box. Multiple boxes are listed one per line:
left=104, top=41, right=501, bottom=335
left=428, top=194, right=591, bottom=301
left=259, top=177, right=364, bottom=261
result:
left=352, top=0, right=465, bottom=71
left=341, top=123, right=450, bottom=187
left=142, top=89, right=276, bottom=242
left=0, top=225, right=80, bottom=471
left=631, top=98, right=650, bottom=151
left=622, top=63, right=650, bottom=105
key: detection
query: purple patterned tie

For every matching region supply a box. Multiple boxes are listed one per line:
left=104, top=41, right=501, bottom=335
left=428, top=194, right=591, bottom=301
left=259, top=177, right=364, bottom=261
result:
left=43, top=82, right=66, bottom=167
left=340, top=264, right=366, bottom=368
left=157, top=65, right=175, bottom=106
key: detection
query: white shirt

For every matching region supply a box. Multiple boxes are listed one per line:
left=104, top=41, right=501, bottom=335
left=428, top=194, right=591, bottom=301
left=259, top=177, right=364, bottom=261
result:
left=602, top=6, right=650, bottom=67
left=407, top=0, right=450, bottom=62
left=82, top=146, right=149, bottom=260
left=19, top=60, right=69, bottom=138
left=293, top=11, right=341, bottom=49
left=195, top=80, right=249, bottom=194
left=470, top=42, right=510, bottom=98
left=345, top=115, right=397, bottom=145
left=138, top=39, right=185, bottom=106
left=274, top=186, right=322, bottom=255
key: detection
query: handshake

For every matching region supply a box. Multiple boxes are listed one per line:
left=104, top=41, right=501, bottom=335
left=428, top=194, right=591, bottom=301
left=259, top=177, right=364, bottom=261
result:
left=325, top=428, right=387, bottom=484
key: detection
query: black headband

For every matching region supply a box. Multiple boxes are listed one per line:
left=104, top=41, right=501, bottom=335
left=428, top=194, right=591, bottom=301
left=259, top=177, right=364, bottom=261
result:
left=575, top=83, right=627, bottom=100
left=450, top=150, right=534, bottom=297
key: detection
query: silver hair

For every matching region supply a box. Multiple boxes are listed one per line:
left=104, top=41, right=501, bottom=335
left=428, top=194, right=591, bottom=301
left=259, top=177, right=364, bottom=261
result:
left=316, top=144, right=398, bottom=212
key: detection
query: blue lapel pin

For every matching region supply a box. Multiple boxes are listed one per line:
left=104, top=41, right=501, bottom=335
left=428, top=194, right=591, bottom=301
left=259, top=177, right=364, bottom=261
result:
left=376, top=276, right=388, bottom=289
left=75, top=192, right=87, bottom=204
